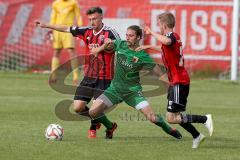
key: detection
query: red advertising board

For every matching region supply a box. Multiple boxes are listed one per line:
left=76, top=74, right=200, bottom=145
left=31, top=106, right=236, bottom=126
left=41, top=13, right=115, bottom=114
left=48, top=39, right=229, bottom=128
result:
left=0, top=0, right=237, bottom=72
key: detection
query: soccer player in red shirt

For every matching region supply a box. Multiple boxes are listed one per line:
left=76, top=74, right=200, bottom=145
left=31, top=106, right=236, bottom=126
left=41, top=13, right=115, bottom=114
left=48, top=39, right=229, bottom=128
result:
left=35, top=7, right=119, bottom=139
left=136, top=12, right=214, bottom=149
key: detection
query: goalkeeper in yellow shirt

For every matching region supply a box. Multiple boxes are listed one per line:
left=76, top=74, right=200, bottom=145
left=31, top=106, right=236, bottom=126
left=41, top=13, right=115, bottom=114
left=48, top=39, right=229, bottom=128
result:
left=49, top=0, right=82, bottom=85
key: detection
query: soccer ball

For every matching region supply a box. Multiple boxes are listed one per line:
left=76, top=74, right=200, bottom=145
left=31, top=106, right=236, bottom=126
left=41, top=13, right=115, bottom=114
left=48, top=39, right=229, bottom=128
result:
left=45, top=124, right=64, bottom=141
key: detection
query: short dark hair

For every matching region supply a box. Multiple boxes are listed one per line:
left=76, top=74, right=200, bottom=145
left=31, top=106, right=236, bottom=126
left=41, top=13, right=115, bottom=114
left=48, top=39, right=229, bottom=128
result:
left=127, top=25, right=143, bottom=39
left=86, top=7, right=103, bottom=15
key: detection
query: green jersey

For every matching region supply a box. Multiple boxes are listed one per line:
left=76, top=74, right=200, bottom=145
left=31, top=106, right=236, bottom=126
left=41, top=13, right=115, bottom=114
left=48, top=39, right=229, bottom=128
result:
left=111, top=40, right=156, bottom=92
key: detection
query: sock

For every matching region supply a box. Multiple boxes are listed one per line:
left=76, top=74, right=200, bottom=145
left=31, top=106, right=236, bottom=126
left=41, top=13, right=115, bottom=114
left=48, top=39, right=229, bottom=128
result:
left=94, top=114, right=113, bottom=130
left=90, top=119, right=98, bottom=130
left=71, top=58, right=79, bottom=81
left=76, top=106, right=101, bottom=130
left=181, top=113, right=207, bottom=123
left=154, top=114, right=172, bottom=134
left=76, top=106, right=113, bottom=130
left=76, top=106, right=90, bottom=117
left=179, top=123, right=200, bottom=139
left=187, top=115, right=207, bottom=123
left=51, top=57, right=60, bottom=80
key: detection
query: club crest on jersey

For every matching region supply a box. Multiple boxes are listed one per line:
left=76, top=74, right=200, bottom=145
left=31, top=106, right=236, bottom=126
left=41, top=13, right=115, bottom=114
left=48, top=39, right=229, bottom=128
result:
left=99, top=35, right=105, bottom=42
left=132, top=56, right=139, bottom=63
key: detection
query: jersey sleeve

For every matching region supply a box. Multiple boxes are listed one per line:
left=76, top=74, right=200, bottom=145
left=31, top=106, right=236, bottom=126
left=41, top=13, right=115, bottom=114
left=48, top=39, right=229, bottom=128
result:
left=108, top=28, right=121, bottom=40
left=166, top=32, right=176, bottom=45
left=113, top=39, right=120, bottom=50
left=113, top=40, right=128, bottom=52
left=141, top=52, right=156, bottom=70
left=70, top=26, right=88, bottom=37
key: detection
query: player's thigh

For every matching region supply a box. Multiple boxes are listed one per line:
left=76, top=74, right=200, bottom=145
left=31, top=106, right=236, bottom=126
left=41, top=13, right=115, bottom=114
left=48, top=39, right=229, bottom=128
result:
left=90, top=88, right=121, bottom=118
left=93, top=79, right=111, bottom=99
left=52, top=31, right=63, bottom=49
left=99, top=86, right=122, bottom=107
left=167, top=84, right=189, bottom=113
left=74, top=78, right=95, bottom=102
left=62, top=32, right=75, bottom=49
left=123, top=90, right=148, bottom=110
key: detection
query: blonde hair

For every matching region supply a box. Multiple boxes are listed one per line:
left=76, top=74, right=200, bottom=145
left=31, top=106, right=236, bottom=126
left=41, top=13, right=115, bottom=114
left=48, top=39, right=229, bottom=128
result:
left=158, top=12, right=175, bottom=28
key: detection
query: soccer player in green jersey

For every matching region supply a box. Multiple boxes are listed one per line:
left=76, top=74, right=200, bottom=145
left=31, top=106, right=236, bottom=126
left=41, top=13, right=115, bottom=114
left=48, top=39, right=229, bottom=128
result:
left=88, top=25, right=182, bottom=139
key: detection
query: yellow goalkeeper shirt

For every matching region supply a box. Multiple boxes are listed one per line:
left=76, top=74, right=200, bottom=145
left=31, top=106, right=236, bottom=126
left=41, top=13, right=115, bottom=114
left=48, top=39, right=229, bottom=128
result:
left=50, top=0, right=82, bottom=26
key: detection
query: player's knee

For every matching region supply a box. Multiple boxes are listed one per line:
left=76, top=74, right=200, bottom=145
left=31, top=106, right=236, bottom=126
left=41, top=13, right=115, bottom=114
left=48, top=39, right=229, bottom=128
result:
left=53, top=49, right=61, bottom=57
left=88, top=109, right=98, bottom=119
left=73, top=106, right=84, bottom=113
left=73, top=101, right=86, bottom=112
left=166, top=113, right=175, bottom=124
left=89, top=99, right=107, bottom=119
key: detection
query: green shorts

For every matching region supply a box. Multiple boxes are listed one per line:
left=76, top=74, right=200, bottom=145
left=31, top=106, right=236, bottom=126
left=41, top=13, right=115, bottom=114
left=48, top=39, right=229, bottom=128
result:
left=98, top=85, right=149, bottom=110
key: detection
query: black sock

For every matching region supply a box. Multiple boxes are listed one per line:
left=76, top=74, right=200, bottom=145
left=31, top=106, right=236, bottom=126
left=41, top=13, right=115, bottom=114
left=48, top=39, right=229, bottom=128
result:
left=182, top=114, right=207, bottom=123
left=90, top=119, right=98, bottom=130
left=179, top=123, right=200, bottom=139
left=76, top=106, right=97, bottom=130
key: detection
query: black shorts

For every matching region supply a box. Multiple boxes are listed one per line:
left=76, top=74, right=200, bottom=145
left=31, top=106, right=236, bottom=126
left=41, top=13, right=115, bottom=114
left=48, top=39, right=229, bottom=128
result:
left=74, top=77, right=111, bottom=103
left=167, top=84, right=189, bottom=113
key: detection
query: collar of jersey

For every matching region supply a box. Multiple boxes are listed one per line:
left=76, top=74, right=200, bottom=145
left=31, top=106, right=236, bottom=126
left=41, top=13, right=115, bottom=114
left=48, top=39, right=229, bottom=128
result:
left=165, top=32, right=173, bottom=36
left=93, top=24, right=105, bottom=36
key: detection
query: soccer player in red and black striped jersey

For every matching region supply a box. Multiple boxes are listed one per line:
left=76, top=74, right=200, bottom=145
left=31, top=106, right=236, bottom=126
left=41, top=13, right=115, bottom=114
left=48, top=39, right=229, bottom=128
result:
left=137, top=12, right=214, bottom=149
left=35, top=7, right=119, bottom=139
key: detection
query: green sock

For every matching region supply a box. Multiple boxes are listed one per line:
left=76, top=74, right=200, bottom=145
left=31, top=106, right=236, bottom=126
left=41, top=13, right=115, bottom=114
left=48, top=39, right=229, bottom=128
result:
left=95, top=114, right=113, bottom=130
left=154, top=114, right=172, bottom=134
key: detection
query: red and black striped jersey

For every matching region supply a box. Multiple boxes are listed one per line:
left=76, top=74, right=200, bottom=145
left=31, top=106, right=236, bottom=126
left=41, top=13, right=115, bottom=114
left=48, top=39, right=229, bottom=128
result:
left=70, top=25, right=120, bottom=80
left=161, top=32, right=190, bottom=85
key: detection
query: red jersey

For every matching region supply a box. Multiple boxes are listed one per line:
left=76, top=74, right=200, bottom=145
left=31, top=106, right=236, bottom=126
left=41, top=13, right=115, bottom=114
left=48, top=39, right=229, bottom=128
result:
left=161, top=32, right=190, bottom=85
left=70, top=25, right=120, bottom=80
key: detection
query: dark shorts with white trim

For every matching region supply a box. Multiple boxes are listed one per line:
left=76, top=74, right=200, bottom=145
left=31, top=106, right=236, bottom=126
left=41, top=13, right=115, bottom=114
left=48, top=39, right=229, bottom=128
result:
left=74, top=77, right=111, bottom=103
left=167, top=84, right=189, bottom=113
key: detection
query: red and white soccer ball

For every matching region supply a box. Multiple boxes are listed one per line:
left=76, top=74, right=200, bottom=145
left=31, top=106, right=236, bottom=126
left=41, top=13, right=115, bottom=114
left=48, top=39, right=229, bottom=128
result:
left=45, top=124, right=64, bottom=141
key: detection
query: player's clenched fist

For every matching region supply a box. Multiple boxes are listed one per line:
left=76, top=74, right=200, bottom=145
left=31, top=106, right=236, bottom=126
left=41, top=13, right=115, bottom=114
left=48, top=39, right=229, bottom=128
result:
left=143, top=24, right=151, bottom=34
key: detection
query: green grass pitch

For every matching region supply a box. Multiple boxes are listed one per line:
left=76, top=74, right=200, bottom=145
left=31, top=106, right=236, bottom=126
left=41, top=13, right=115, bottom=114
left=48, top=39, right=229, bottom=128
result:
left=0, top=72, right=239, bottom=160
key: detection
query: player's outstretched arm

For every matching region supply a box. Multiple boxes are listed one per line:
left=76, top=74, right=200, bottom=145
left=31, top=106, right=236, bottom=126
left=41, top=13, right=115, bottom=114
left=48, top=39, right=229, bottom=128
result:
left=135, top=45, right=162, bottom=52
left=35, top=20, right=70, bottom=33
left=143, top=25, right=172, bottom=45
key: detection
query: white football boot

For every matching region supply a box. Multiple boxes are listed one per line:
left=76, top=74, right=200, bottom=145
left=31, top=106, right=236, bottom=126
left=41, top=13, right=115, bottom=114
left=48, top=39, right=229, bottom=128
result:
left=204, top=114, right=214, bottom=136
left=192, top=133, right=205, bottom=149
